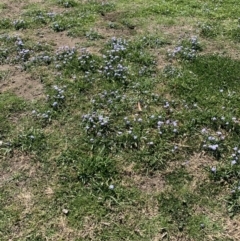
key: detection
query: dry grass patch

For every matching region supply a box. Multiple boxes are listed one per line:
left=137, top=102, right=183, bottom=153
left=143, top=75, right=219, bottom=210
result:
left=195, top=205, right=240, bottom=240
left=184, top=152, right=218, bottom=180
left=102, top=11, right=125, bottom=22
left=133, top=173, right=166, bottom=194
left=49, top=216, right=80, bottom=241
left=0, top=150, right=36, bottom=187
left=201, top=38, right=240, bottom=60
left=17, top=188, right=34, bottom=215
left=223, top=216, right=240, bottom=240
left=137, top=17, right=197, bottom=38
left=0, top=64, right=44, bottom=101
left=122, top=163, right=166, bottom=194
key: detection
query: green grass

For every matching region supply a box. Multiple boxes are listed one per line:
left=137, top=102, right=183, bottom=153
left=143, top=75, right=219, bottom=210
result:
left=1, top=0, right=240, bottom=240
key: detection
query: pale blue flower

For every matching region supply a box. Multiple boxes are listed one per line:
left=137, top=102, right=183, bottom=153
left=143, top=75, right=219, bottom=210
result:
left=109, top=184, right=114, bottom=190
left=208, top=144, right=218, bottom=150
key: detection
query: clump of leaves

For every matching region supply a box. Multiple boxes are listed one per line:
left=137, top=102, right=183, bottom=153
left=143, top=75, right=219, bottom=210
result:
left=13, top=19, right=28, bottom=30
left=57, top=0, right=77, bottom=8
left=85, top=29, right=103, bottom=40
left=230, top=26, right=240, bottom=42
left=198, top=21, right=220, bottom=38
left=0, top=18, right=12, bottom=29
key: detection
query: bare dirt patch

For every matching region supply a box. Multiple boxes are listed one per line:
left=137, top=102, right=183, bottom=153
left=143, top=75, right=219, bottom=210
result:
left=102, top=11, right=124, bottom=22
left=33, top=28, right=82, bottom=49
left=0, top=150, right=36, bottom=187
left=0, top=0, right=70, bottom=21
left=96, top=12, right=138, bottom=40
left=122, top=163, right=166, bottom=194
left=96, top=24, right=136, bottom=39
left=0, top=64, right=44, bottom=100
left=1, top=0, right=43, bottom=17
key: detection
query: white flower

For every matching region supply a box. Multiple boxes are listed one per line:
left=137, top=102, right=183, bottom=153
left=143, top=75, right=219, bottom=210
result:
left=208, top=144, right=218, bottom=150
left=109, top=184, right=114, bottom=190
left=211, top=167, right=216, bottom=173
left=231, top=160, right=237, bottom=165
left=201, top=128, right=207, bottom=134
left=52, top=102, right=58, bottom=107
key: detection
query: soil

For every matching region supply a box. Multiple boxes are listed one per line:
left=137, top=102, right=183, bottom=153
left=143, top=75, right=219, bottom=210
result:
left=0, top=64, right=44, bottom=100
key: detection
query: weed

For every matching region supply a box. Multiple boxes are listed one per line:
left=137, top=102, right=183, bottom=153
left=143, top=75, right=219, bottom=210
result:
left=13, top=19, right=28, bottom=30
left=230, top=25, right=240, bottom=42
left=0, top=18, right=12, bottom=30
left=85, top=29, right=103, bottom=40
left=14, top=127, right=46, bottom=155
left=57, top=0, right=78, bottom=8
left=198, top=21, right=220, bottom=38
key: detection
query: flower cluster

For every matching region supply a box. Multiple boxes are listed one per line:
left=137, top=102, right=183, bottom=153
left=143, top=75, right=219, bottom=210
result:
left=78, top=48, right=97, bottom=72
left=46, top=12, right=57, bottom=18
left=201, top=127, right=225, bottom=156
left=30, top=54, right=52, bottom=65
left=102, top=61, right=128, bottom=81
left=13, top=19, right=27, bottom=30
left=53, top=46, right=77, bottom=69
left=230, top=147, right=240, bottom=166
left=52, top=22, right=66, bottom=32
left=31, top=12, right=49, bottom=25
left=168, top=36, right=202, bottom=61
left=55, top=46, right=76, bottom=61
left=50, top=85, right=66, bottom=108
left=92, top=90, right=127, bottom=111
left=15, top=37, right=31, bottom=62
left=139, top=35, right=164, bottom=48
left=82, top=112, right=111, bottom=138
left=163, top=65, right=182, bottom=78
left=31, top=85, right=66, bottom=124
left=108, top=37, right=128, bottom=54
left=32, top=109, right=52, bottom=121
left=85, top=29, right=102, bottom=40
left=102, top=38, right=129, bottom=82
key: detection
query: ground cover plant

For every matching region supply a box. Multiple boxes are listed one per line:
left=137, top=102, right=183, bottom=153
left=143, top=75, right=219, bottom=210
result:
left=0, top=0, right=240, bottom=240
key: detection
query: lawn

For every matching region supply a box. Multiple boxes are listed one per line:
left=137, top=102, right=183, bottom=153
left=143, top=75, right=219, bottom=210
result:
left=0, top=0, right=240, bottom=240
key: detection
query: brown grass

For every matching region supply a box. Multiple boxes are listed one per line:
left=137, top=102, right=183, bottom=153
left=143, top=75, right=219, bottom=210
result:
left=0, top=64, right=44, bottom=100
left=0, top=150, right=36, bottom=187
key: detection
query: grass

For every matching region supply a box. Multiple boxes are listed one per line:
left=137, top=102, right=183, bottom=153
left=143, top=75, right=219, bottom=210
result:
left=0, top=0, right=240, bottom=240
